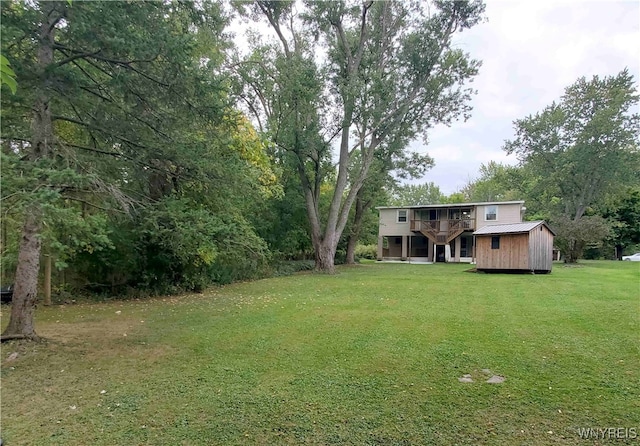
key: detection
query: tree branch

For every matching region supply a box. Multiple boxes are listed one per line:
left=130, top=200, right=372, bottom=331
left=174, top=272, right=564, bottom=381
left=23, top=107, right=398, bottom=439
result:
left=54, top=49, right=102, bottom=67
left=53, top=43, right=159, bottom=66
left=52, top=115, right=150, bottom=150
left=257, top=2, right=291, bottom=58
left=63, top=196, right=124, bottom=214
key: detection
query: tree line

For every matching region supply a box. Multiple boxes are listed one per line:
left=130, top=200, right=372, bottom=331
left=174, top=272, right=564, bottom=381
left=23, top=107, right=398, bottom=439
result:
left=1, top=0, right=638, bottom=339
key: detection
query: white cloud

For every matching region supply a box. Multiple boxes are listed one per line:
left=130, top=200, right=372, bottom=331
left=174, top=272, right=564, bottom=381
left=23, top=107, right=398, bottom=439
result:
left=411, top=0, right=640, bottom=195
left=427, top=145, right=464, bottom=162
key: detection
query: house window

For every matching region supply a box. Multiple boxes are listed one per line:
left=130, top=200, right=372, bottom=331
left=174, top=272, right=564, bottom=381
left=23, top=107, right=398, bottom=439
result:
left=491, top=236, right=500, bottom=249
left=450, top=208, right=471, bottom=220
left=397, top=210, right=408, bottom=223
left=485, top=205, right=497, bottom=221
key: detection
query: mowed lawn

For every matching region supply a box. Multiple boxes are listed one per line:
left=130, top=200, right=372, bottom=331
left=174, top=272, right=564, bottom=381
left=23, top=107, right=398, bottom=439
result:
left=1, top=261, right=638, bottom=445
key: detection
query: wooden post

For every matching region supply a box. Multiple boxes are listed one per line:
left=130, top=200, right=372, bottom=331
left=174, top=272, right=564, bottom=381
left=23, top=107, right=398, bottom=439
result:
left=44, top=254, right=51, bottom=306
left=401, top=236, right=407, bottom=261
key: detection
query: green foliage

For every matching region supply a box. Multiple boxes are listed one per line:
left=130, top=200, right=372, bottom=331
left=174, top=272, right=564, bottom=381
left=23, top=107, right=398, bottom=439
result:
left=234, top=0, right=485, bottom=270
left=552, top=215, right=611, bottom=263
left=597, top=187, right=640, bottom=258
left=504, top=70, right=639, bottom=221
left=44, top=209, right=113, bottom=270
left=461, top=161, right=525, bottom=203
left=389, top=182, right=445, bottom=206
left=137, top=199, right=269, bottom=289
left=1, top=0, right=283, bottom=299
left=443, top=191, right=466, bottom=203
left=1, top=151, right=114, bottom=272
left=503, top=70, right=640, bottom=260
left=70, top=198, right=271, bottom=293
left=354, top=243, right=377, bottom=260
left=0, top=54, right=17, bottom=94
left=270, top=259, right=316, bottom=276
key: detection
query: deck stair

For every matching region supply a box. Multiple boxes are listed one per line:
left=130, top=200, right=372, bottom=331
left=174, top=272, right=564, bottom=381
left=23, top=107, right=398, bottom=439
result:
left=412, top=219, right=474, bottom=245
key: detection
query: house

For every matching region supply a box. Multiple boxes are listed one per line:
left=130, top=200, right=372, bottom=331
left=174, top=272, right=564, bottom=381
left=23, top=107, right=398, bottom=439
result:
left=376, top=201, right=526, bottom=263
left=473, top=221, right=555, bottom=273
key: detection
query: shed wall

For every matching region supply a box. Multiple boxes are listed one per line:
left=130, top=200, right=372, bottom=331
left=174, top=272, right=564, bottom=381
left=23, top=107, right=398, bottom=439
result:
left=528, top=226, right=554, bottom=272
left=476, top=233, right=530, bottom=270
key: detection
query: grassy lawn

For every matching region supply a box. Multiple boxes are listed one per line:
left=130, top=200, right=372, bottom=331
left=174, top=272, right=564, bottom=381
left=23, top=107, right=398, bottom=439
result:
left=1, top=260, right=638, bottom=445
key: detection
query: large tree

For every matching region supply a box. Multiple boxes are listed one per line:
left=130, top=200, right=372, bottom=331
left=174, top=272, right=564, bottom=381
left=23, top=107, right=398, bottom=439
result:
left=504, top=70, right=640, bottom=262
left=388, top=181, right=445, bottom=206
left=460, top=161, right=524, bottom=203
left=233, top=0, right=484, bottom=272
left=0, top=1, right=266, bottom=338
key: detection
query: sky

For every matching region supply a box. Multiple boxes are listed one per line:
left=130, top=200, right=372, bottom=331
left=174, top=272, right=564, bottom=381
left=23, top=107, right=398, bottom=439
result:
left=420, top=0, right=640, bottom=194
left=229, top=1, right=640, bottom=195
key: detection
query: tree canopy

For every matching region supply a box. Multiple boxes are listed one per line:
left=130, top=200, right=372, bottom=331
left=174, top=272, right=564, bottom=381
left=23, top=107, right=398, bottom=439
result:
left=503, top=70, right=640, bottom=261
left=233, top=0, right=484, bottom=271
left=1, top=0, right=277, bottom=338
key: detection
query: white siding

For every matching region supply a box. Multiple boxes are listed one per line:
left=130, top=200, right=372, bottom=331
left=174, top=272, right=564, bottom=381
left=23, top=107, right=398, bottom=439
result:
left=379, top=209, right=413, bottom=236
left=476, top=203, right=522, bottom=225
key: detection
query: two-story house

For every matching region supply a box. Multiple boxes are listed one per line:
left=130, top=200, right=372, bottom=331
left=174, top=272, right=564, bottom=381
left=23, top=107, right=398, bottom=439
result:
left=376, top=201, right=526, bottom=263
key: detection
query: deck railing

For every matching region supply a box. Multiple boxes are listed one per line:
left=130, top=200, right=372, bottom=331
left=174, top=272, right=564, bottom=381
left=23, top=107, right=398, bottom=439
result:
left=410, top=219, right=440, bottom=232
left=448, top=218, right=475, bottom=231
left=411, top=219, right=475, bottom=232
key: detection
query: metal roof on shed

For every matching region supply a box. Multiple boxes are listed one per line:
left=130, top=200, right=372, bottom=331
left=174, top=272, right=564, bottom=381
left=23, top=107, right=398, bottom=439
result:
left=473, top=221, right=555, bottom=236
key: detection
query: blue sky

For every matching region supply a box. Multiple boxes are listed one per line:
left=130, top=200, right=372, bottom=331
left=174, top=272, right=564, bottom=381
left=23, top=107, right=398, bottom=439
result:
left=420, top=0, right=640, bottom=194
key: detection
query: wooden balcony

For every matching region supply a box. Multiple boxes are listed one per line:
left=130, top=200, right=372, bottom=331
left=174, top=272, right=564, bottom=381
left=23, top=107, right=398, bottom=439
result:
left=411, top=219, right=475, bottom=244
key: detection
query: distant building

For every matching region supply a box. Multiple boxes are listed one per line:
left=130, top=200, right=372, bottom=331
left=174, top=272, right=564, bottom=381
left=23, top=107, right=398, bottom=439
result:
left=376, top=201, right=526, bottom=263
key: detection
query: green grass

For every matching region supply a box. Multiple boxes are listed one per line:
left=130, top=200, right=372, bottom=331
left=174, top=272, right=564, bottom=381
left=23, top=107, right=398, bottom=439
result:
left=1, top=261, right=639, bottom=445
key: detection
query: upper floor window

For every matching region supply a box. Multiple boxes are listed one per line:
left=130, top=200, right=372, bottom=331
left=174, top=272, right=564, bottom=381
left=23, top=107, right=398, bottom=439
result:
left=450, top=208, right=472, bottom=220
left=397, top=210, right=408, bottom=223
left=485, top=205, right=497, bottom=221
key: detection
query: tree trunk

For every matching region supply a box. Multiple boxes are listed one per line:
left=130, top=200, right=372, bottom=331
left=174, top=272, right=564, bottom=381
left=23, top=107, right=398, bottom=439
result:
left=345, top=234, right=358, bottom=265
left=2, top=1, right=59, bottom=338
left=346, top=196, right=366, bottom=264
left=2, top=209, right=42, bottom=339
left=314, top=241, right=336, bottom=274
left=564, top=239, right=579, bottom=263
left=615, top=244, right=623, bottom=260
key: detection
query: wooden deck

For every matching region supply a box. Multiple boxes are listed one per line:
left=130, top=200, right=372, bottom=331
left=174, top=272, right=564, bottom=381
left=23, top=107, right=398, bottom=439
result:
left=410, top=219, right=475, bottom=244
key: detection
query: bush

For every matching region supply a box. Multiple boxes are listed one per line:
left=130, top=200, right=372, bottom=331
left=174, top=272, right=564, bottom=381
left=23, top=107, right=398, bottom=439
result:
left=354, top=244, right=377, bottom=260
left=71, top=197, right=272, bottom=294
left=271, top=260, right=316, bottom=276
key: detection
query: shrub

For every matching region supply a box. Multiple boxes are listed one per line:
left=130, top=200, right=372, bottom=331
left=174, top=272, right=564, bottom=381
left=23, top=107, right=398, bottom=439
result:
left=354, top=244, right=377, bottom=260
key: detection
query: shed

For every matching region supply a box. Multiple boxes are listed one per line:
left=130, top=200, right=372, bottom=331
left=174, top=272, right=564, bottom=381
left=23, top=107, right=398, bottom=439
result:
left=473, top=221, right=555, bottom=273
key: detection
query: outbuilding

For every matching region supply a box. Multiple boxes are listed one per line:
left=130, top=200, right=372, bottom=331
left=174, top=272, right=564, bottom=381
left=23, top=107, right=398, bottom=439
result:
left=473, top=221, right=555, bottom=273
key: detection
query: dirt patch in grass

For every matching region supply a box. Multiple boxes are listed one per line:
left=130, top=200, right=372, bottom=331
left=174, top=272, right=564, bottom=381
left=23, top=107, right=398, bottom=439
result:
left=45, top=316, right=141, bottom=342
left=2, top=307, right=175, bottom=372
